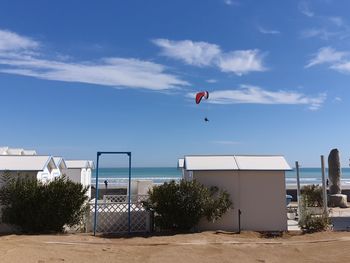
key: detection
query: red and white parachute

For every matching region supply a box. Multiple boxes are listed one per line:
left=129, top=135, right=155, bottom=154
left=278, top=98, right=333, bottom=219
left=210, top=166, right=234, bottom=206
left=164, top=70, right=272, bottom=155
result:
left=195, top=91, right=209, bottom=104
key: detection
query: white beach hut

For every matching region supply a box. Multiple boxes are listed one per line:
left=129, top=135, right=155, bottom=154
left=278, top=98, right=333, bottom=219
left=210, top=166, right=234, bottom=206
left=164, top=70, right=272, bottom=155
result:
left=52, top=157, right=68, bottom=179
left=0, top=147, right=37, bottom=156
left=0, top=155, right=57, bottom=184
left=177, top=158, right=185, bottom=178
left=65, top=160, right=94, bottom=199
left=22, top=150, right=37, bottom=155
left=183, top=155, right=291, bottom=232
left=5, top=148, right=24, bottom=155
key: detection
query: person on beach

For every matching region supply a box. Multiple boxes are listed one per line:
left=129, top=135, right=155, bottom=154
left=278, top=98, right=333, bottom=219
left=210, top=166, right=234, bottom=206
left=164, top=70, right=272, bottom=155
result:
left=104, top=180, right=108, bottom=189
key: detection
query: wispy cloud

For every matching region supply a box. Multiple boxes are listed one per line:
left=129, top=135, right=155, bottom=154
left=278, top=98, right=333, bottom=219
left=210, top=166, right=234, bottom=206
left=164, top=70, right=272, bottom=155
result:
left=153, top=39, right=267, bottom=75
left=301, top=28, right=338, bottom=40
left=306, top=47, right=348, bottom=68
left=152, top=39, right=220, bottom=67
left=188, top=85, right=326, bottom=110
left=330, top=61, right=350, bottom=73
left=0, top=29, right=39, bottom=52
left=305, top=46, right=350, bottom=74
left=298, top=1, right=314, bottom=17
left=0, top=29, right=188, bottom=90
left=258, top=26, right=280, bottom=35
left=224, top=0, right=239, bottom=6
left=300, top=12, right=350, bottom=41
left=206, top=79, right=217, bottom=83
left=217, top=50, right=266, bottom=75
left=329, top=16, right=344, bottom=27
left=334, top=97, right=342, bottom=102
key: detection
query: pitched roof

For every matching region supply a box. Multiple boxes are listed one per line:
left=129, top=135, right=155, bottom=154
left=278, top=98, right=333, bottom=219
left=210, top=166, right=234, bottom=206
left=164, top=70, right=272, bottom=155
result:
left=185, top=156, right=238, bottom=170
left=0, top=155, right=57, bottom=171
left=53, top=157, right=67, bottom=170
left=0, top=147, right=37, bottom=156
left=184, top=155, right=291, bottom=171
left=23, top=150, right=37, bottom=155
left=65, top=160, right=91, bottom=169
left=88, top=160, right=95, bottom=169
left=5, top=148, right=24, bottom=155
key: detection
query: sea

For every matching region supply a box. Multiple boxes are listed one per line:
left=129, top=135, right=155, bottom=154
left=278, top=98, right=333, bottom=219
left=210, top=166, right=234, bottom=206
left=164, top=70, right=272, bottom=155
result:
left=91, top=167, right=350, bottom=187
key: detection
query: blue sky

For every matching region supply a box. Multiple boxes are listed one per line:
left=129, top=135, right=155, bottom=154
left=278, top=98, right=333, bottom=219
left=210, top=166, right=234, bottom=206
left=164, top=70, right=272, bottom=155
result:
left=1, top=0, right=350, bottom=167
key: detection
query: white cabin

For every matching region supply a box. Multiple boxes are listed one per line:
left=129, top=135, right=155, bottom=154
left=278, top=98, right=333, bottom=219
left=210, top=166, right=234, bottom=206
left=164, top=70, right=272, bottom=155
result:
left=0, top=147, right=37, bottom=156
left=65, top=160, right=94, bottom=199
left=0, top=155, right=57, bottom=184
left=183, top=155, right=291, bottom=232
left=52, top=157, right=68, bottom=179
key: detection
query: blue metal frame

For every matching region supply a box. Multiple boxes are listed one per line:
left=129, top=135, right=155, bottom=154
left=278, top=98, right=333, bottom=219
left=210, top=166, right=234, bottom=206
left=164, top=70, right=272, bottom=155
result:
left=93, top=151, right=132, bottom=236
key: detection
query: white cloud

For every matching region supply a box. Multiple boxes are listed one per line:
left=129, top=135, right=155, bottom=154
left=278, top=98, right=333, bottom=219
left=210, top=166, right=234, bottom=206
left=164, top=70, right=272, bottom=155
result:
left=306, top=47, right=350, bottom=74
left=206, top=79, right=217, bottom=83
left=258, top=26, right=280, bottom=35
left=298, top=2, right=314, bottom=17
left=306, top=47, right=348, bottom=68
left=189, top=85, right=326, bottom=110
left=0, top=29, right=39, bottom=52
left=0, top=29, right=188, bottom=90
left=330, top=61, right=350, bottom=73
left=0, top=57, right=188, bottom=90
left=153, top=39, right=266, bottom=75
left=152, top=39, right=220, bottom=67
left=218, top=50, right=266, bottom=75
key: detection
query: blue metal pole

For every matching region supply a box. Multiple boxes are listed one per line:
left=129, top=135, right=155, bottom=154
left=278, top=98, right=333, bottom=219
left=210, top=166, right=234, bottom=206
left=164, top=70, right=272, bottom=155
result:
left=128, top=152, right=131, bottom=234
left=93, top=152, right=101, bottom=236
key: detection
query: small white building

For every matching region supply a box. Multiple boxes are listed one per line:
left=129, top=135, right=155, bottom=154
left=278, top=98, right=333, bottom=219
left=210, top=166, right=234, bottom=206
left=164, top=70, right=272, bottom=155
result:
left=0, top=155, right=57, bottom=184
left=183, top=155, right=291, bottom=232
left=177, top=158, right=185, bottom=178
left=52, top=157, right=68, bottom=179
left=65, top=160, right=94, bottom=199
left=0, top=147, right=37, bottom=156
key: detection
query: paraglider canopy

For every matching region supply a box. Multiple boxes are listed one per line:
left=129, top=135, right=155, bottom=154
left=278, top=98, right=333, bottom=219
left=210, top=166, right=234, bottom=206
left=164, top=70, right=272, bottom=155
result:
left=195, top=91, right=209, bottom=104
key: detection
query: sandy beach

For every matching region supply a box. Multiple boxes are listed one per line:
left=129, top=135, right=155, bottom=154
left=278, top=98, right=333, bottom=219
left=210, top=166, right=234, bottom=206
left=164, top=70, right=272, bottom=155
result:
left=1, top=231, right=350, bottom=263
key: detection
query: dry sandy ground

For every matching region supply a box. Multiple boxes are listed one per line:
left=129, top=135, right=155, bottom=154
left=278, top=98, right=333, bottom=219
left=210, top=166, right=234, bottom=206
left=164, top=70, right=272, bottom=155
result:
left=1, top=231, right=350, bottom=263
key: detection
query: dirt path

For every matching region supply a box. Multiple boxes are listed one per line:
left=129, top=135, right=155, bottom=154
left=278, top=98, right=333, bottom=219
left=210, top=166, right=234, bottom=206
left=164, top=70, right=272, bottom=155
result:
left=1, top=231, right=350, bottom=263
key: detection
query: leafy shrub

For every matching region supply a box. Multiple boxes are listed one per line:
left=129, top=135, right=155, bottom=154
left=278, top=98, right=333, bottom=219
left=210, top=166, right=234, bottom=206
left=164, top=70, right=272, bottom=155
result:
left=301, top=184, right=323, bottom=207
left=298, top=212, right=330, bottom=233
left=0, top=175, right=88, bottom=233
left=298, top=184, right=330, bottom=232
left=143, top=180, right=232, bottom=231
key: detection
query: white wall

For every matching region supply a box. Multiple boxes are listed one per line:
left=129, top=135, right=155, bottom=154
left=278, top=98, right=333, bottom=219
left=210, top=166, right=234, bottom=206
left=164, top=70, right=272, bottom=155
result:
left=66, top=169, right=82, bottom=184
left=193, top=170, right=287, bottom=232
left=65, top=168, right=92, bottom=199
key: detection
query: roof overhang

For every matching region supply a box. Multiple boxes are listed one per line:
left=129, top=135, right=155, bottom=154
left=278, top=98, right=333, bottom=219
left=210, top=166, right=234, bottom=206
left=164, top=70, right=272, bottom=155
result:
left=184, top=155, right=292, bottom=171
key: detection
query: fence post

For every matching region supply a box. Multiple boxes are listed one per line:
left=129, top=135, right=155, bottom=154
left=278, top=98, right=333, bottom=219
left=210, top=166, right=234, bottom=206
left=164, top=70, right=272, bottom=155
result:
left=321, top=155, right=328, bottom=215
left=238, top=209, right=241, bottom=234
left=93, top=152, right=101, bottom=236
left=296, top=161, right=301, bottom=219
left=128, top=152, right=132, bottom=234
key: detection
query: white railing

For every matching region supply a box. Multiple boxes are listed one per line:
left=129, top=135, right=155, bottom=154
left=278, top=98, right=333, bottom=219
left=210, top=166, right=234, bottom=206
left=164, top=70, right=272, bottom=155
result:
left=88, top=195, right=150, bottom=233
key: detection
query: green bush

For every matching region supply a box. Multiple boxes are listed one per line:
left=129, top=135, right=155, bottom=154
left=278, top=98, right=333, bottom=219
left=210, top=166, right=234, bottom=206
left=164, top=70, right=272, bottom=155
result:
left=298, top=184, right=330, bottom=233
left=0, top=175, right=88, bottom=233
left=298, top=212, right=330, bottom=233
left=143, top=180, right=232, bottom=231
left=301, top=184, right=323, bottom=207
